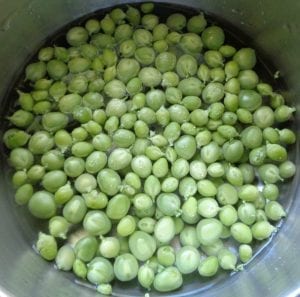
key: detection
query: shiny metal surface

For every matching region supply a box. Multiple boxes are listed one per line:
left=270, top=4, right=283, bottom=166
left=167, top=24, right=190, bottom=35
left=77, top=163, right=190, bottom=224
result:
left=0, top=1, right=299, bottom=296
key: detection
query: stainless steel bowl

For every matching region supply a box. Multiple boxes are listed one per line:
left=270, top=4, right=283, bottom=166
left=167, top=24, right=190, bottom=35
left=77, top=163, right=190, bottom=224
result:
left=0, top=1, right=299, bottom=296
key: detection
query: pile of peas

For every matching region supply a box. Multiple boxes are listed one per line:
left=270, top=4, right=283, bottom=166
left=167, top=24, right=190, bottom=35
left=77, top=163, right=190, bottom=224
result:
left=3, top=2, right=297, bottom=295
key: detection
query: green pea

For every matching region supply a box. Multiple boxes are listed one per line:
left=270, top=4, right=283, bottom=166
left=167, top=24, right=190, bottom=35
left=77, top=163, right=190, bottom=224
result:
left=63, top=195, right=87, bottom=224
left=197, top=179, right=217, bottom=197
left=36, top=232, right=57, bottom=261
left=197, top=218, right=223, bottom=246
left=238, top=202, right=256, bottom=225
left=230, top=222, right=253, bottom=244
left=171, top=158, right=190, bottom=179
left=54, top=183, right=73, bottom=205
left=161, top=176, right=179, bottom=193
left=217, top=183, right=238, bottom=205
left=201, top=142, right=221, bottom=164
left=233, top=47, right=256, bottom=70
left=180, top=226, right=200, bottom=248
left=161, top=71, right=179, bottom=87
left=217, top=248, right=237, bottom=270
left=279, top=160, right=296, bottom=179
left=197, top=198, right=219, bottom=218
left=181, top=196, right=200, bottom=224
left=8, top=109, right=34, bottom=128
left=55, top=245, right=75, bottom=271
left=174, top=135, right=197, bottom=160
left=114, top=253, right=139, bottom=281
left=178, top=77, right=203, bottom=97
left=15, top=183, right=34, bottom=205
left=47, top=59, right=68, bottom=80
left=218, top=205, right=238, bottom=227
left=153, top=266, right=183, bottom=292
left=157, top=193, right=181, bottom=216
left=175, top=246, right=200, bottom=274
left=87, top=256, right=115, bottom=286
left=279, top=128, right=296, bottom=145
left=225, top=166, right=244, bottom=186
left=251, top=221, right=276, bottom=240
left=138, top=264, right=155, bottom=290
left=48, top=215, right=70, bottom=243
left=131, top=155, right=152, bottom=178
left=239, top=244, right=253, bottom=263
left=265, top=201, right=286, bottom=221
left=97, top=169, right=121, bottom=196
left=258, top=164, right=282, bottom=184
left=198, top=256, right=219, bottom=277
left=11, top=170, right=28, bottom=188
left=28, top=191, right=56, bottom=219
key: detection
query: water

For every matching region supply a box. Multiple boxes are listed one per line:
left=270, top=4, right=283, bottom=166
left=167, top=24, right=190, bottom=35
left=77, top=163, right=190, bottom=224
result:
left=1, top=2, right=294, bottom=296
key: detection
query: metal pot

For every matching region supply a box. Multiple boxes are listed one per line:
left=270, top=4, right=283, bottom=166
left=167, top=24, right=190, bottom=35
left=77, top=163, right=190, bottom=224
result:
left=0, top=1, right=299, bottom=296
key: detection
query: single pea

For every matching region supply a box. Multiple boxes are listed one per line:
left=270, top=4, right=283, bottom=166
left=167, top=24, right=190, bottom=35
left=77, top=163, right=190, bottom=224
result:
left=279, top=128, right=296, bottom=145
left=11, top=170, right=28, bottom=188
left=131, top=155, right=152, bottom=178
left=73, top=259, right=87, bottom=279
left=201, top=142, right=221, bottom=164
left=47, top=59, right=68, bottom=80
left=197, top=218, right=223, bottom=246
left=83, top=210, right=111, bottom=236
left=258, top=164, right=282, bottom=184
left=99, top=236, right=120, bottom=259
left=239, top=244, right=253, bottom=263
left=144, top=175, right=161, bottom=199
left=138, top=264, right=155, bottom=290
left=63, top=195, right=87, bottom=224
left=137, top=107, right=157, bottom=125
left=3, top=128, right=30, bottom=149
left=217, top=183, right=238, bottom=205
left=55, top=245, right=75, bottom=271
left=180, top=226, right=200, bottom=248
left=279, top=160, right=296, bottom=179
left=176, top=246, right=200, bottom=274
left=171, top=158, right=190, bottom=179
left=230, top=222, right=253, bottom=244
left=217, top=248, right=237, bottom=270
left=155, top=52, right=177, bottom=73
left=251, top=221, right=276, bottom=240
left=28, top=191, right=57, bottom=219
left=274, top=105, right=296, bottom=122
left=181, top=196, right=200, bottom=224
left=153, top=266, right=183, bottom=292
left=265, top=201, right=286, bottom=221
left=198, top=198, right=219, bottom=218
left=233, top=47, right=256, bottom=70
left=197, top=179, right=217, bottom=197
left=161, top=71, right=179, bottom=87
left=166, top=13, right=186, bottom=31
left=97, top=284, right=112, bottom=296
left=157, top=193, right=181, bottom=217
left=178, top=77, right=203, bottom=97
left=198, top=256, right=219, bottom=277
left=49, top=216, right=70, bottom=239
left=218, top=205, right=238, bottom=226
left=97, top=169, right=121, bottom=196
left=117, top=215, right=136, bottom=237
left=36, top=232, right=57, bottom=261
left=54, top=183, right=74, bottom=205
left=238, top=202, right=257, bottom=225
left=87, top=257, right=114, bottom=285
left=28, top=131, right=54, bottom=155
left=114, top=253, right=139, bottom=281
left=15, top=183, right=34, bottom=205
left=225, top=166, right=244, bottom=186
left=238, top=185, right=259, bottom=202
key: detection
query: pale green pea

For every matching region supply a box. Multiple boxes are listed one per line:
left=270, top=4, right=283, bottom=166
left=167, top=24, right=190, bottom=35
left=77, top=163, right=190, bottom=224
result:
left=217, top=183, right=238, bottom=205
left=73, top=259, right=87, bottom=279
left=154, top=216, right=176, bottom=244
left=28, top=191, right=57, bottom=219
left=171, top=158, right=189, bottom=179
left=149, top=134, right=168, bottom=147
left=133, top=193, right=153, bottom=211
left=201, top=142, right=221, bottom=164
left=198, top=256, right=219, bottom=277
left=49, top=216, right=70, bottom=239
left=156, top=193, right=181, bottom=217
left=145, top=145, right=164, bottom=161
left=15, top=183, right=33, bottom=205
left=83, top=210, right=111, bottom=236
left=230, top=222, right=253, bottom=244
left=99, top=236, right=120, bottom=259
left=226, top=166, right=244, bottom=186
left=83, top=190, right=108, bottom=210
left=87, top=257, right=114, bottom=285
left=265, top=201, right=286, bottom=221
left=176, top=246, right=200, bottom=274
left=217, top=248, right=237, bottom=270
left=131, top=155, right=152, bottom=178
left=36, top=232, right=57, bottom=261
left=138, top=217, right=156, bottom=234
left=161, top=176, right=179, bottom=193
left=54, top=183, right=74, bottom=205
left=106, top=194, right=130, bottom=220
left=63, top=195, right=87, bottom=224
left=129, top=231, right=157, bottom=261
left=152, top=157, right=169, bottom=178
left=258, top=164, right=282, bottom=184
left=55, top=245, right=75, bottom=271
left=117, top=215, right=136, bottom=237
left=197, top=218, right=223, bottom=246
left=153, top=267, right=183, bottom=292
left=238, top=184, right=259, bottom=202
left=134, top=120, right=149, bottom=138
left=114, top=253, right=139, bottom=281
left=239, top=244, right=253, bottom=263
left=197, top=179, right=217, bottom=197
left=144, top=175, right=161, bottom=199
left=138, top=264, right=155, bottom=290
left=180, top=226, right=200, bottom=248
left=179, top=177, right=197, bottom=199
left=219, top=205, right=238, bottom=226
left=198, top=198, right=219, bottom=218
left=181, top=196, right=200, bottom=224
left=97, top=169, right=121, bottom=196
left=74, top=173, right=97, bottom=194
left=262, top=184, right=279, bottom=201
left=251, top=221, right=276, bottom=240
